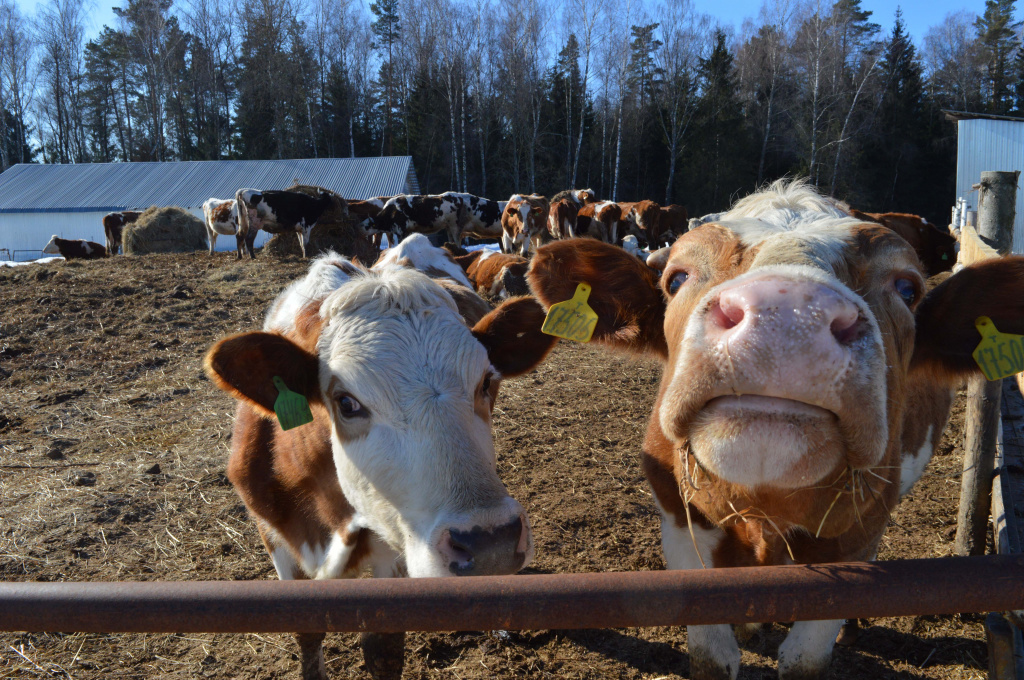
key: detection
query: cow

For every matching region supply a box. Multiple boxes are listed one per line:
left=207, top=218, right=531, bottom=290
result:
left=235, top=188, right=347, bottom=259
left=525, top=179, right=1024, bottom=680
left=205, top=253, right=558, bottom=680
left=360, top=194, right=464, bottom=247
left=623, top=200, right=662, bottom=247
left=550, top=188, right=597, bottom=207
left=102, top=210, right=142, bottom=255
left=466, top=251, right=530, bottom=298
left=437, top=192, right=506, bottom=242
left=349, top=198, right=390, bottom=251
left=501, top=194, right=550, bottom=256
left=577, top=201, right=632, bottom=244
left=621, top=234, right=646, bottom=259
left=548, top=198, right=579, bottom=240
left=848, top=209, right=957, bottom=275
left=41, top=235, right=108, bottom=260
left=201, top=198, right=244, bottom=258
left=659, top=204, right=689, bottom=244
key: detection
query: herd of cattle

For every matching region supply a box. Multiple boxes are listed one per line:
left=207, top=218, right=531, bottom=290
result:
left=39, top=185, right=959, bottom=289
left=194, top=178, right=1016, bottom=680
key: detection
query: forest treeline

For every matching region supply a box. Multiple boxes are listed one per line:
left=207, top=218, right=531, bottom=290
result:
left=0, top=0, right=1020, bottom=221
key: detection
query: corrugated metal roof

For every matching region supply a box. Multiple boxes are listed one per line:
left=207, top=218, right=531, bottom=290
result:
left=954, top=118, right=1024, bottom=254
left=0, top=157, right=419, bottom=213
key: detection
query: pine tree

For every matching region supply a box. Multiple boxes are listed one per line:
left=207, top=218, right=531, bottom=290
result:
left=626, top=23, right=663, bottom=108
left=370, top=0, right=400, bottom=155
left=975, top=0, right=1020, bottom=113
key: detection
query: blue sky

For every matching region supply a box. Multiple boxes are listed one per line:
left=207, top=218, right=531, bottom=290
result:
left=12, top=0, right=1007, bottom=47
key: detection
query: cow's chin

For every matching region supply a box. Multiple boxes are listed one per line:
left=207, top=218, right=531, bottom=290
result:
left=687, top=396, right=846, bottom=489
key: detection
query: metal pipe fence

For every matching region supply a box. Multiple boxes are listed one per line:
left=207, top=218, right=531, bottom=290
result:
left=2, top=555, right=1022, bottom=635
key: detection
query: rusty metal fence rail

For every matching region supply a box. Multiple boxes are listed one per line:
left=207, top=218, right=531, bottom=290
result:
left=2, top=555, right=1023, bottom=634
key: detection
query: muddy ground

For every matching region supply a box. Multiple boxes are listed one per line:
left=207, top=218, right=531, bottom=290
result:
left=0, top=253, right=986, bottom=679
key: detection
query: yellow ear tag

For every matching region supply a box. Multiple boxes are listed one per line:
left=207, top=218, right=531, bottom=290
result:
left=972, top=316, right=1024, bottom=381
left=541, top=283, right=599, bottom=343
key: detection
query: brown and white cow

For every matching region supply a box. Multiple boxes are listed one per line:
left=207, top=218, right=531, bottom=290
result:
left=548, top=198, right=579, bottom=240
left=526, top=179, right=1024, bottom=679
left=102, top=210, right=142, bottom=255
left=501, top=194, right=550, bottom=256
left=550, top=188, right=597, bottom=207
left=577, top=201, right=633, bottom=244
left=202, top=198, right=244, bottom=258
left=236, top=188, right=347, bottom=259
left=464, top=251, right=530, bottom=298
left=42, top=235, right=108, bottom=259
left=848, top=209, right=957, bottom=275
left=205, top=253, right=557, bottom=680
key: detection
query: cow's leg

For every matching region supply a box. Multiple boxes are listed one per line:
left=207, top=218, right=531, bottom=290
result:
left=208, top=231, right=217, bottom=256
left=360, top=541, right=405, bottom=680
left=777, top=619, right=844, bottom=680
left=658, top=505, right=740, bottom=680
left=245, top=227, right=258, bottom=260
left=296, top=632, right=328, bottom=680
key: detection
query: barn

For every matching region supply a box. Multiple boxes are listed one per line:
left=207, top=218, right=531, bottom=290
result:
left=0, top=157, right=419, bottom=260
left=947, top=110, right=1024, bottom=253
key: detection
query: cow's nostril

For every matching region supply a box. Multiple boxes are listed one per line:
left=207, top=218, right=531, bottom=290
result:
left=830, top=310, right=860, bottom=345
left=711, top=297, right=744, bottom=331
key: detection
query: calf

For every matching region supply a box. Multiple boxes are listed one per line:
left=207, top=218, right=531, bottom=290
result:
left=235, top=188, right=347, bottom=259
left=42, top=235, right=108, bottom=260
left=527, top=179, right=1024, bottom=679
left=102, top=210, right=141, bottom=255
left=848, top=209, right=957, bottom=275
left=206, top=253, right=557, bottom=680
left=202, top=198, right=243, bottom=258
left=501, top=194, right=550, bottom=256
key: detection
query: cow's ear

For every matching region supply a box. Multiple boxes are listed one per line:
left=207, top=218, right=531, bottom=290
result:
left=472, top=296, right=558, bottom=377
left=911, top=256, right=1024, bottom=380
left=205, top=332, right=320, bottom=416
left=528, top=239, right=668, bottom=358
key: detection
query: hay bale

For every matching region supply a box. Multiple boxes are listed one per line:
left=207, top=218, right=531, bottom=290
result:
left=122, top=206, right=207, bottom=255
left=260, top=184, right=377, bottom=263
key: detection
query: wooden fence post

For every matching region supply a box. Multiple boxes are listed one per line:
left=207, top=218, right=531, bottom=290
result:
left=954, top=170, right=1019, bottom=557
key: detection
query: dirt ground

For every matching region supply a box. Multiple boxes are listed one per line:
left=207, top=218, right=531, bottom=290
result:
left=0, top=253, right=987, bottom=679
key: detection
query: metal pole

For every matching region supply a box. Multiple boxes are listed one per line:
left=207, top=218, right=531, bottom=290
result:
left=1, top=555, right=1023, bottom=634
left=955, top=170, right=1019, bottom=557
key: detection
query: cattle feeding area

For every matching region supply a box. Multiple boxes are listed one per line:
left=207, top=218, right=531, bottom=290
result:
left=0, top=251, right=993, bottom=679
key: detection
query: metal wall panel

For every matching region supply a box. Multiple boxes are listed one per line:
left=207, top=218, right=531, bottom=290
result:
left=956, top=119, right=1024, bottom=254
left=0, top=157, right=420, bottom=214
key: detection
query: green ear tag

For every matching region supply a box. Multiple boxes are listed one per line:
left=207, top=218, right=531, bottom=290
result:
left=541, top=282, right=599, bottom=343
left=942, top=253, right=949, bottom=260
left=272, top=376, right=314, bottom=430
left=972, top=316, right=1024, bottom=381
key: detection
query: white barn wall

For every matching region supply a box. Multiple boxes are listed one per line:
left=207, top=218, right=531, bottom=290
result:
left=955, top=118, right=1024, bottom=254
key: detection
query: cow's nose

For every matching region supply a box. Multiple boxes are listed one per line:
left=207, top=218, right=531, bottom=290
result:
left=709, top=276, right=862, bottom=348
left=441, top=516, right=528, bottom=576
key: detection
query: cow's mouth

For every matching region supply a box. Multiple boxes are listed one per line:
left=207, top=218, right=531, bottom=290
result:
left=685, top=395, right=844, bottom=488
left=702, top=395, right=837, bottom=420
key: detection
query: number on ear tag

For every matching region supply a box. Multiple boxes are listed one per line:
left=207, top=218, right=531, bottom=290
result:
left=272, top=376, right=314, bottom=430
left=972, top=317, right=1024, bottom=381
left=541, top=282, right=599, bottom=343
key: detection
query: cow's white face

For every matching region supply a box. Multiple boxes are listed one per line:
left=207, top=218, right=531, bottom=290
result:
left=276, top=264, right=531, bottom=578
left=42, top=236, right=60, bottom=255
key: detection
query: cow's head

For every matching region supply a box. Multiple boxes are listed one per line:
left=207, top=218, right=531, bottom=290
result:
left=576, top=188, right=596, bottom=205
left=502, top=195, right=549, bottom=256
left=528, top=180, right=1024, bottom=515
left=41, top=235, right=61, bottom=255
left=206, top=255, right=557, bottom=578
left=626, top=200, right=661, bottom=247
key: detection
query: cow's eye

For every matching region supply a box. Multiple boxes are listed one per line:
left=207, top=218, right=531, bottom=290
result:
left=667, top=270, right=689, bottom=295
left=481, top=372, right=493, bottom=395
left=338, top=394, right=364, bottom=417
left=894, top=277, right=917, bottom=305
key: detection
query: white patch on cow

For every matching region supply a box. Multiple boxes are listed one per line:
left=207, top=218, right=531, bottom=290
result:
left=270, top=544, right=300, bottom=580
left=622, top=235, right=644, bottom=259
left=921, top=216, right=928, bottom=225
left=375, top=233, right=473, bottom=288
left=900, top=424, right=933, bottom=497
left=777, top=619, right=844, bottom=678
left=83, top=242, right=93, bottom=255
left=655, top=497, right=740, bottom=679
left=264, top=251, right=355, bottom=332
left=42, top=235, right=60, bottom=255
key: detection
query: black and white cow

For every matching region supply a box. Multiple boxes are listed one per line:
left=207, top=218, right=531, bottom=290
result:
left=42, top=235, right=108, bottom=260
left=437, top=192, right=505, bottom=242
left=359, top=195, right=463, bottom=246
left=235, top=188, right=347, bottom=259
